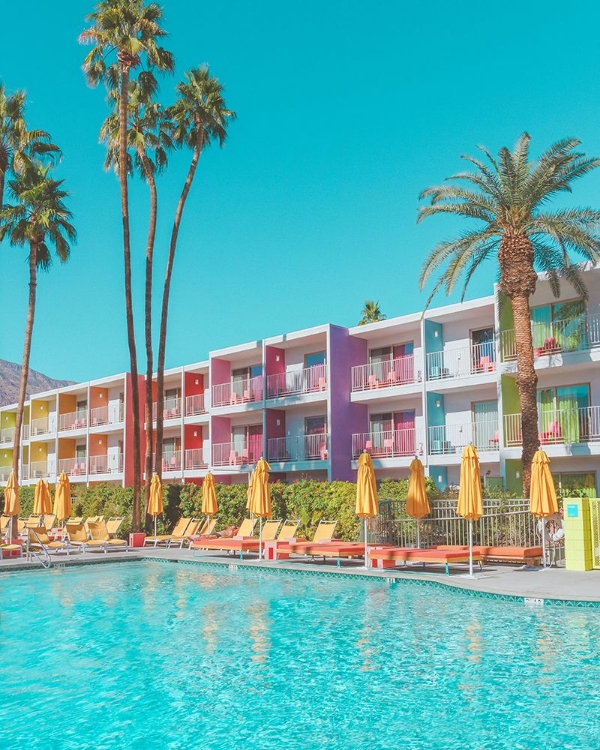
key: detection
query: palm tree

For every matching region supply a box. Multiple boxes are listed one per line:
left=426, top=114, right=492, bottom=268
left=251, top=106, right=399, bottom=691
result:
left=80, top=0, right=173, bottom=530
left=100, top=74, right=174, bottom=508
left=0, top=164, right=75, bottom=483
left=358, top=300, right=387, bottom=325
left=0, top=84, right=59, bottom=209
left=418, top=133, right=600, bottom=495
left=154, top=66, right=235, bottom=478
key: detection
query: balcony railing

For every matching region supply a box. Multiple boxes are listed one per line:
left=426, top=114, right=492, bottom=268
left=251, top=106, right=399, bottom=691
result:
left=428, top=420, right=499, bottom=455
left=22, top=424, right=29, bottom=441
left=351, top=428, right=421, bottom=459
left=89, top=453, right=124, bottom=474
left=150, top=397, right=182, bottom=422
left=266, top=365, right=326, bottom=399
left=58, top=411, right=88, bottom=432
left=212, top=377, right=263, bottom=408
left=30, top=460, right=52, bottom=479
left=426, top=343, right=496, bottom=382
left=30, top=416, right=55, bottom=436
left=351, top=356, right=422, bottom=392
left=185, top=393, right=206, bottom=416
left=504, top=406, right=600, bottom=447
left=267, top=434, right=329, bottom=463
left=58, top=457, right=88, bottom=476
left=0, top=466, right=12, bottom=482
left=21, top=464, right=29, bottom=481
left=500, top=313, right=600, bottom=361
left=0, top=427, right=15, bottom=444
left=184, top=448, right=207, bottom=470
left=90, top=403, right=124, bottom=426
left=212, top=441, right=263, bottom=467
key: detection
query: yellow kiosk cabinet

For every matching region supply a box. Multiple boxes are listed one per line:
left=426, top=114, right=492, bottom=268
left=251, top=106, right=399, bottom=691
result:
left=563, top=497, right=594, bottom=571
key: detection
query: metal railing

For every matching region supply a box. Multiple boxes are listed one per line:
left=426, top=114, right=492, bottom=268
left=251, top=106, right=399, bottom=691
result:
left=155, top=450, right=183, bottom=472
left=212, top=441, right=263, bottom=467
left=351, top=356, right=422, bottom=392
left=213, top=376, right=263, bottom=408
left=428, top=420, right=499, bottom=455
left=500, top=312, right=600, bottom=361
left=0, top=427, right=15, bottom=444
left=426, top=343, right=496, bottom=381
left=266, top=365, right=326, bottom=399
left=22, top=424, right=29, bottom=441
left=90, top=403, right=124, bottom=426
left=185, top=393, right=206, bottom=416
left=184, top=448, right=207, bottom=470
left=89, top=453, right=124, bottom=475
left=372, top=498, right=538, bottom=549
left=30, top=461, right=51, bottom=479
left=267, top=434, right=329, bottom=462
left=58, top=411, right=88, bottom=431
left=21, top=464, right=29, bottom=481
left=504, top=406, right=600, bottom=447
left=0, top=466, right=12, bottom=482
left=150, top=397, right=182, bottom=422
left=58, top=457, right=88, bottom=476
left=30, top=417, right=55, bottom=436
left=351, top=428, right=422, bottom=459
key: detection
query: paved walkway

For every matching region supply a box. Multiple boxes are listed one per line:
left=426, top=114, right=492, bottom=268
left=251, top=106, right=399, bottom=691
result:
left=2, top=546, right=599, bottom=603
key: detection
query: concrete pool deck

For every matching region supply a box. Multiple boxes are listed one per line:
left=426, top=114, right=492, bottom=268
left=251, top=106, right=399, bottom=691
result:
left=2, top=546, right=599, bottom=604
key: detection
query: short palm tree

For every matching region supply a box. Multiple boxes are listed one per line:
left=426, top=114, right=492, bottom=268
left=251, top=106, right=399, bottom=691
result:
left=0, top=164, right=75, bottom=482
left=100, top=75, right=174, bottom=505
left=154, top=66, right=235, bottom=476
left=80, top=0, right=174, bottom=530
left=418, top=133, right=600, bottom=494
left=358, top=300, right=387, bottom=325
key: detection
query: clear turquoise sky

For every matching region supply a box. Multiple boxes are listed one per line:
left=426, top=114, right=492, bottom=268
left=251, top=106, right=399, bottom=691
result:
left=2, top=0, right=600, bottom=382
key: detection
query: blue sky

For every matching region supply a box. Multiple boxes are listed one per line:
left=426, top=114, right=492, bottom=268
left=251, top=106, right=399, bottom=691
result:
left=2, top=0, right=600, bottom=382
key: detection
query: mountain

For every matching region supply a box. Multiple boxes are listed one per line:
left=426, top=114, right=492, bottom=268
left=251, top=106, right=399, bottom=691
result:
left=0, top=360, right=76, bottom=407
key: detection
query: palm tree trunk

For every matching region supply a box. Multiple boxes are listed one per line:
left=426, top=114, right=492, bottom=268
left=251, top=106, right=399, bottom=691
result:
left=12, top=242, right=38, bottom=481
left=141, top=152, right=157, bottom=525
left=155, top=132, right=203, bottom=478
left=512, top=292, right=539, bottom=496
left=118, top=63, right=142, bottom=531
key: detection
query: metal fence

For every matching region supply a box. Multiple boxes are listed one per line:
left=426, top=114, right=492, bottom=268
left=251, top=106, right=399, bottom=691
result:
left=372, top=498, right=539, bottom=549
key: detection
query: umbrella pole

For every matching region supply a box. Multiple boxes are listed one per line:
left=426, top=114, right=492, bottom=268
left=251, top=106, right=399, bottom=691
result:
left=469, top=519, right=473, bottom=577
left=364, top=517, right=368, bottom=569
left=416, top=519, right=420, bottom=549
left=154, top=516, right=157, bottom=538
left=542, top=528, right=547, bottom=569
left=259, top=517, right=263, bottom=560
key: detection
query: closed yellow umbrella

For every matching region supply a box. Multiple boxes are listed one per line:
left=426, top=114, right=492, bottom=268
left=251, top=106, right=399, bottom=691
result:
left=202, top=472, right=218, bottom=528
left=53, top=472, right=72, bottom=523
left=529, top=450, right=559, bottom=569
left=457, top=445, right=483, bottom=576
left=33, top=479, right=52, bottom=516
left=356, top=451, right=379, bottom=567
left=246, top=468, right=255, bottom=511
left=406, top=457, right=429, bottom=548
left=4, top=470, right=21, bottom=540
left=248, top=458, right=272, bottom=559
left=147, top=473, right=163, bottom=537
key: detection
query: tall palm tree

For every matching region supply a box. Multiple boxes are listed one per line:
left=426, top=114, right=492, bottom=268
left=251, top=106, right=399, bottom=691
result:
left=418, top=133, right=600, bottom=495
left=154, top=66, right=235, bottom=477
left=358, top=300, right=387, bottom=325
left=0, top=164, right=75, bottom=482
left=0, top=84, right=59, bottom=209
left=80, top=0, right=173, bottom=530
left=100, top=74, right=174, bottom=507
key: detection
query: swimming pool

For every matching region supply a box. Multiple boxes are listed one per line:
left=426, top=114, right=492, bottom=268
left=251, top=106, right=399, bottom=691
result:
left=1, top=560, right=599, bottom=749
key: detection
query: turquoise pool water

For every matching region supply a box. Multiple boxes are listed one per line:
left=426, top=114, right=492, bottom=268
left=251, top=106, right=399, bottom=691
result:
left=0, top=561, right=599, bottom=749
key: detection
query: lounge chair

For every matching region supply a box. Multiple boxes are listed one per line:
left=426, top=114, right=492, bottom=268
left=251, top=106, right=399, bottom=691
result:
left=24, top=515, right=43, bottom=529
left=43, top=514, right=57, bottom=532
left=27, top=527, right=79, bottom=556
left=187, top=518, right=217, bottom=545
left=190, top=517, right=258, bottom=556
left=276, top=520, right=300, bottom=541
left=369, top=547, right=483, bottom=575
left=65, top=523, right=90, bottom=551
left=1, top=540, right=23, bottom=558
left=144, top=517, right=191, bottom=547
left=165, top=519, right=202, bottom=548
left=1, top=515, right=10, bottom=540
left=433, top=544, right=543, bottom=566
left=106, top=517, right=124, bottom=537
left=67, top=517, right=83, bottom=525
left=85, top=521, right=128, bottom=553
left=276, top=520, right=338, bottom=554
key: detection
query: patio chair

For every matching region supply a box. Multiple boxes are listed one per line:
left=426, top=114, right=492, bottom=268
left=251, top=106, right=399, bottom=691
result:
left=85, top=521, right=128, bottom=553
left=165, top=518, right=202, bottom=548
left=276, top=520, right=300, bottom=541
left=106, top=517, right=124, bottom=537
left=27, top=527, right=78, bottom=556
left=65, top=523, right=90, bottom=551
left=43, top=514, right=56, bottom=532
left=144, top=517, right=191, bottom=548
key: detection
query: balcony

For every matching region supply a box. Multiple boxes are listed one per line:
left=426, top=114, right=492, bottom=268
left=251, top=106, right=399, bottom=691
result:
left=89, top=453, right=124, bottom=474
left=212, top=441, right=262, bottom=467
left=58, top=457, right=88, bottom=476
left=266, top=365, right=326, bottom=399
left=30, top=417, right=55, bottom=436
left=0, top=466, right=12, bottom=482
left=351, top=356, right=422, bottom=392
left=30, top=461, right=51, bottom=479
left=500, top=313, right=600, bottom=362
left=184, top=448, right=208, bottom=470
left=22, top=424, right=29, bottom=441
left=351, top=428, right=421, bottom=459
left=504, top=406, right=600, bottom=447
left=212, top=377, right=263, bottom=408
left=21, top=464, right=29, bottom=481
left=90, top=404, right=124, bottom=427
left=426, top=343, right=496, bottom=382
left=185, top=393, right=206, bottom=416
left=158, top=450, right=183, bottom=473
left=150, top=397, right=182, bottom=422
left=267, top=434, right=329, bottom=463
left=58, top=411, right=88, bottom=432
left=0, top=427, right=15, bottom=444
left=428, top=420, right=499, bottom=455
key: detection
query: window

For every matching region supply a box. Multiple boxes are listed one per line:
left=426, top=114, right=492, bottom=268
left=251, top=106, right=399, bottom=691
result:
left=304, top=417, right=327, bottom=459
left=471, top=328, right=495, bottom=370
left=537, top=385, right=589, bottom=444
left=472, top=401, right=498, bottom=449
left=531, top=299, right=586, bottom=353
left=305, top=352, right=326, bottom=368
